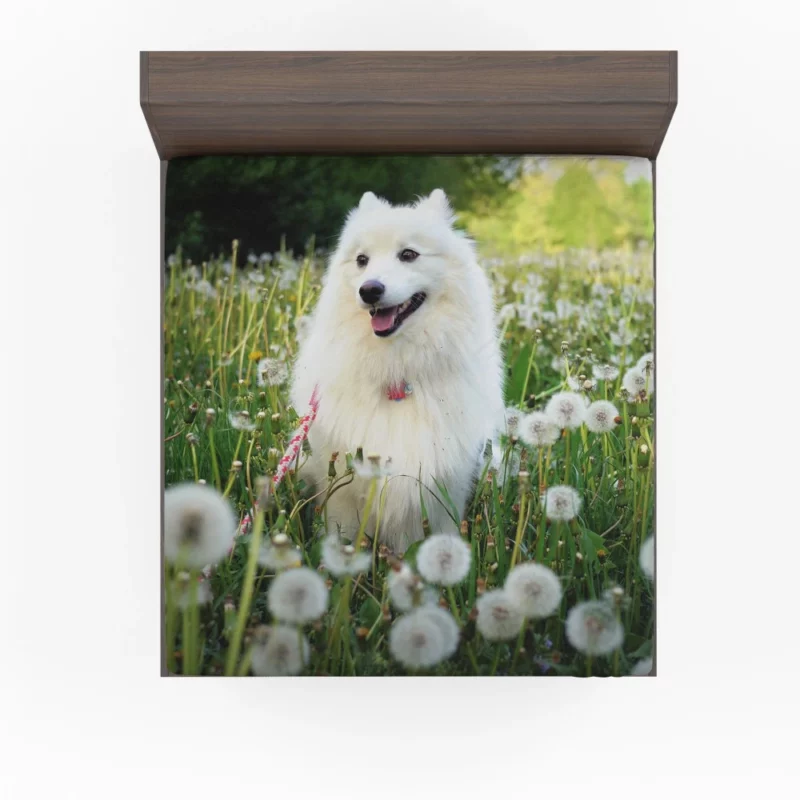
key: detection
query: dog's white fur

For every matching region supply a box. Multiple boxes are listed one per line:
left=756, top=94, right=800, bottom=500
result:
left=291, top=189, right=504, bottom=552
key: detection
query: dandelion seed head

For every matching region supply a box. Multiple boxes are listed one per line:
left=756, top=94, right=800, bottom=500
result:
left=267, top=567, right=329, bottom=624
left=637, top=352, right=654, bottom=375
left=630, top=657, right=653, bottom=677
left=592, top=363, right=619, bottom=382
left=416, top=533, right=472, bottom=586
left=294, top=315, right=312, bottom=343
left=504, top=406, right=524, bottom=437
left=585, top=400, right=620, bottom=434
left=610, top=323, right=635, bottom=347
left=387, top=562, right=434, bottom=611
left=639, top=536, right=654, bottom=580
left=354, top=455, right=394, bottom=479
left=164, top=483, right=237, bottom=569
left=545, top=391, right=587, bottom=430
left=623, top=367, right=651, bottom=399
left=322, top=532, right=371, bottom=577
left=505, top=562, right=563, bottom=618
left=193, top=279, right=217, bottom=299
left=415, top=604, right=460, bottom=658
left=475, top=589, right=524, bottom=641
left=258, top=533, right=303, bottom=571
left=567, top=375, right=597, bottom=392
left=498, top=303, right=517, bottom=323
left=544, top=485, right=582, bottom=522
left=256, top=358, right=289, bottom=387
left=251, top=624, right=310, bottom=676
left=565, top=600, right=624, bottom=656
left=175, top=574, right=212, bottom=610
left=389, top=606, right=456, bottom=669
left=519, top=411, right=560, bottom=449
left=228, top=409, right=256, bottom=431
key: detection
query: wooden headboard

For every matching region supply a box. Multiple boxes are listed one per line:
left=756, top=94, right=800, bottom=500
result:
left=140, top=51, right=677, bottom=159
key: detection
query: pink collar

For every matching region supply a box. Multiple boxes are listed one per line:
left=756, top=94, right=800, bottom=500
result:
left=386, top=381, right=413, bottom=401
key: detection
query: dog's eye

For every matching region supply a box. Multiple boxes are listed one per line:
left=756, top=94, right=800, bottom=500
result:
left=356, top=254, right=369, bottom=268
left=398, top=249, right=419, bottom=263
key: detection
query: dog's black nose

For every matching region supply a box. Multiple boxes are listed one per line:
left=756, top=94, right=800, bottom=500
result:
left=359, top=280, right=385, bottom=304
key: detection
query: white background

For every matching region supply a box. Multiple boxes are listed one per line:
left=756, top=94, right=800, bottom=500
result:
left=1, top=1, right=798, bottom=796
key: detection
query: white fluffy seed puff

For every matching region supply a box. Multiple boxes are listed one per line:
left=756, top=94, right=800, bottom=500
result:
left=639, top=536, right=655, bottom=580
left=256, top=357, right=289, bottom=388
left=321, top=532, right=371, bottom=577
left=389, top=606, right=459, bottom=669
left=504, top=562, right=563, bottom=618
left=250, top=625, right=310, bottom=676
left=630, top=657, right=653, bottom=677
left=622, top=366, right=651, bottom=399
left=258, top=532, right=302, bottom=571
left=592, top=363, right=619, bottom=382
left=174, top=573, right=213, bottom=610
left=164, top=483, right=237, bottom=569
left=504, top=406, right=524, bottom=438
left=416, top=533, right=472, bottom=586
left=636, top=352, right=654, bottom=375
left=387, top=562, right=435, bottom=611
left=418, top=605, right=460, bottom=658
left=545, top=391, right=587, bottom=430
left=585, top=400, right=620, bottom=434
left=475, top=590, right=524, bottom=641
left=565, top=600, right=624, bottom=656
left=519, top=411, right=560, bottom=449
left=267, top=567, right=329, bottom=624
left=544, top=485, right=582, bottom=522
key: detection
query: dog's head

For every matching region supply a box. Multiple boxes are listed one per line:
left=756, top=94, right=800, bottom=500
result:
left=327, top=189, right=476, bottom=339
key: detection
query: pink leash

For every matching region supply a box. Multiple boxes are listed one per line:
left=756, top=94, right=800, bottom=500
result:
left=272, top=385, right=320, bottom=487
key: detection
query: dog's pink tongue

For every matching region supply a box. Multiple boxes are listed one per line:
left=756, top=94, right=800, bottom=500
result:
left=371, top=306, right=398, bottom=332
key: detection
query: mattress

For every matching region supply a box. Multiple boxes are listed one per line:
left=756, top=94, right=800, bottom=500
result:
left=162, top=155, right=655, bottom=677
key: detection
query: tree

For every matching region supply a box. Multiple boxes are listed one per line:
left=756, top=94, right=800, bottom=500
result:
left=165, top=155, right=518, bottom=262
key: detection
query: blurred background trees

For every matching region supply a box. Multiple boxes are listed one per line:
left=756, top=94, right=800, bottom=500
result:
left=166, top=155, right=653, bottom=262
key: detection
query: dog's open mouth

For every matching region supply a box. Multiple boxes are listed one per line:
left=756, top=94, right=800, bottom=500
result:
left=369, top=292, right=426, bottom=337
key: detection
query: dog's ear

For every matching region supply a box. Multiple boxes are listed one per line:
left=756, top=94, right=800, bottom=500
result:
left=358, top=191, right=384, bottom=211
left=417, top=189, right=455, bottom=223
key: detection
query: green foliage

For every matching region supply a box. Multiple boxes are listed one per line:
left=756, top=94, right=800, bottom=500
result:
left=166, top=155, right=519, bottom=261
left=462, top=157, right=654, bottom=255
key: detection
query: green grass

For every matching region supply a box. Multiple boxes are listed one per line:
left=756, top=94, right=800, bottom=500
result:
left=164, top=242, right=654, bottom=676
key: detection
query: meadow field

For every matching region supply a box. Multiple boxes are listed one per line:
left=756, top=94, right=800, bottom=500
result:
left=163, top=240, right=655, bottom=677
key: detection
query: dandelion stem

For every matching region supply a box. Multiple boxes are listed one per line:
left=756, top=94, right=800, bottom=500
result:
left=509, top=487, right=528, bottom=568
left=222, top=431, right=245, bottom=498
left=208, top=428, right=221, bottom=491
left=165, top=568, right=177, bottom=674
left=510, top=618, right=528, bottom=672
left=466, top=642, right=480, bottom=674
left=354, top=477, right=378, bottom=550
left=236, top=646, right=253, bottom=676
left=446, top=586, right=463, bottom=624
left=190, top=444, right=199, bottom=483
left=490, top=643, right=502, bottom=676
left=224, top=508, right=265, bottom=676
left=519, top=339, right=538, bottom=405
left=182, top=571, right=200, bottom=675
left=327, top=576, right=353, bottom=670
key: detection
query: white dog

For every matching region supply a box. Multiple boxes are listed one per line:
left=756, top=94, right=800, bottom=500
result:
left=290, top=189, right=504, bottom=552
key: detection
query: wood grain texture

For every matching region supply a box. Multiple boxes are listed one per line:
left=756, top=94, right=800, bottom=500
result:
left=140, top=51, right=677, bottom=159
